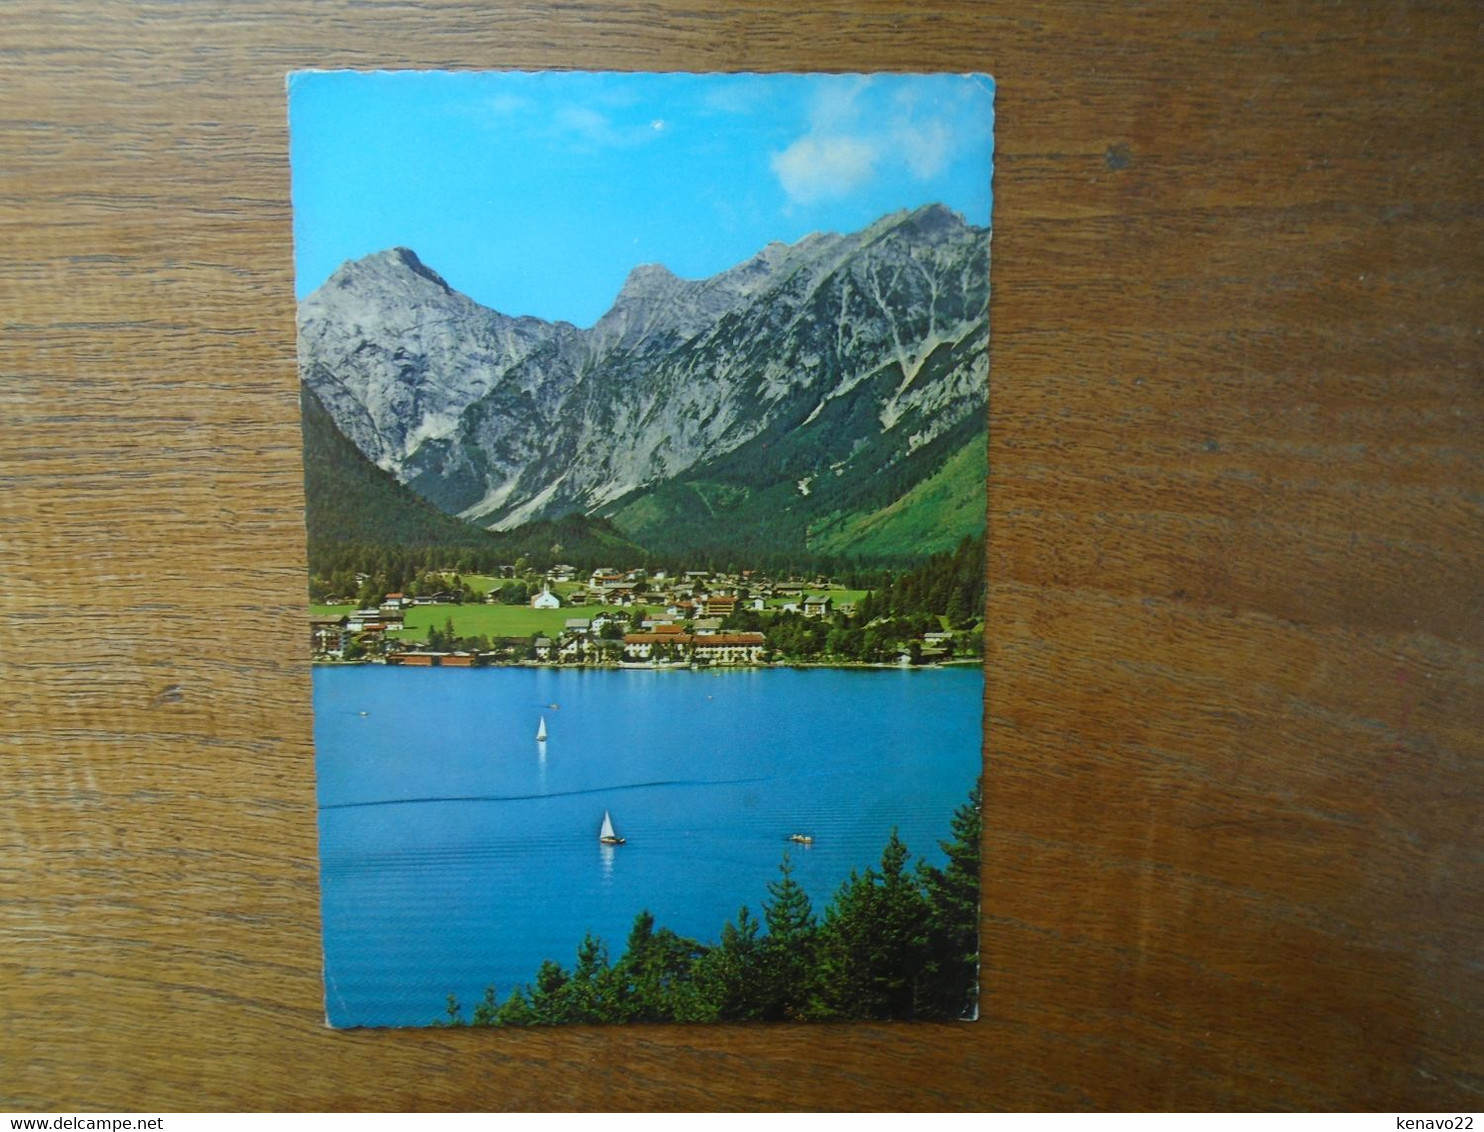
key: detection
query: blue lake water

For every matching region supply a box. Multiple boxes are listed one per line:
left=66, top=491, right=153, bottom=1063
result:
left=313, top=663, right=983, bottom=1027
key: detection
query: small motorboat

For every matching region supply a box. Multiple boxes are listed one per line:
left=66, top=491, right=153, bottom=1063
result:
left=788, top=833, right=814, bottom=845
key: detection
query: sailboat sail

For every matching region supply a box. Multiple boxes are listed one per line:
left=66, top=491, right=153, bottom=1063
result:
left=536, top=716, right=547, bottom=742
left=600, top=811, right=616, bottom=840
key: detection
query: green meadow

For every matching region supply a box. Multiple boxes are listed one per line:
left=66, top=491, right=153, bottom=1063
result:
left=312, top=602, right=659, bottom=640
left=388, top=604, right=574, bottom=639
left=311, top=585, right=868, bottom=643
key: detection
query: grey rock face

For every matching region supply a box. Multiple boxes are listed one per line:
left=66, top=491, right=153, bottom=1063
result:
left=297, top=247, right=563, bottom=472
left=298, top=205, right=989, bottom=531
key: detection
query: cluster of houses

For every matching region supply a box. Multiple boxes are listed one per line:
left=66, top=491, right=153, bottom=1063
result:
left=531, top=565, right=840, bottom=620
left=310, top=565, right=848, bottom=668
left=309, top=592, right=415, bottom=658
left=542, top=620, right=769, bottom=667
left=310, top=610, right=768, bottom=668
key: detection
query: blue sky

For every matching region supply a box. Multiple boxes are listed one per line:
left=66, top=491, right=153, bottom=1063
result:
left=289, top=71, right=994, bottom=327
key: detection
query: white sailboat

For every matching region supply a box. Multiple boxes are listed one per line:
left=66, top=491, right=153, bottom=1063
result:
left=599, top=810, right=626, bottom=845
left=536, top=716, right=547, bottom=742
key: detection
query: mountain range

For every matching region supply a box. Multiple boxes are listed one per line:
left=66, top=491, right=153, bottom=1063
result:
left=298, top=203, right=989, bottom=566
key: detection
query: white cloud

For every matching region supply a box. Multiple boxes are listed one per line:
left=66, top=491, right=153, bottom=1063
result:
left=483, top=92, right=532, bottom=118
left=549, top=103, right=665, bottom=150
left=809, top=76, right=871, bottom=132
left=893, top=117, right=952, bottom=180
left=770, top=134, right=878, bottom=205
left=770, top=75, right=987, bottom=207
left=554, top=104, right=619, bottom=145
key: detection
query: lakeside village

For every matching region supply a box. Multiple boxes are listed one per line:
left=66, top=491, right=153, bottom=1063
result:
left=309, top=560, right=984, bottom=670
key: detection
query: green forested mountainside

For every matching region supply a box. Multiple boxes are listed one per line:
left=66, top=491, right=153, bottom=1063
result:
left=809, top=430, right=987, bottom=560
left=301, top=383, right=508, bottom=553
left=603, top=398, right=985, bottom=567
left=857, top=533, right=986, bottom=626
left=303, top=374, right=983, bottom=579
left=301, top=385, right=647, bottom=575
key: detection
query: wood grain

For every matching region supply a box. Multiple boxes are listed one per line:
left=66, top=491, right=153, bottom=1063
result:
left=2, top=0, right=1479, bottom=1112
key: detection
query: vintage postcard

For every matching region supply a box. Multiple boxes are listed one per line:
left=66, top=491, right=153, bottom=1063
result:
left=290, top=71, right=993, bottom=1027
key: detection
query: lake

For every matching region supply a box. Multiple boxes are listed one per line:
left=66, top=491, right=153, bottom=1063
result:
left=313, top=663, right=984, bottom=1027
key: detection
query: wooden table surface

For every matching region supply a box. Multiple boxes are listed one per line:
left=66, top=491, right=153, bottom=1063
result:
left=2, top=0, right=1479, bottom=1113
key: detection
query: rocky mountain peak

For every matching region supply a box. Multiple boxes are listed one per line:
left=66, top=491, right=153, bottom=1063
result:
left=865, top=202, right=969, bottom=245
left=911, top=201, right=964, bottom=227
left=299, top=247, right=560, bottom=474
left=385, top=246, right=454, bottom=291
left=595, top=260, right=762, bottom=354
left=320, top=246, right=456, bottom=304
left=614, top=262, right=683, bottom=304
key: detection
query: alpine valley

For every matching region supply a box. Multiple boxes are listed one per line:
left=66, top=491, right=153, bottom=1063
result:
left=299, top=203, right=989, bottom=568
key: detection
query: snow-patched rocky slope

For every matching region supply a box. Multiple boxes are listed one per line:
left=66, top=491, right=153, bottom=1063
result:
left=298, top=204, right=989, bottom=532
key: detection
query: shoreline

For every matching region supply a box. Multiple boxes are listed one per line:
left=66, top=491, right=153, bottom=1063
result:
left=311, top=657, right=983, bottom=672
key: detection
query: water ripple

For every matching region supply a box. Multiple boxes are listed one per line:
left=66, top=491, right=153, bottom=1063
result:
left=320, top=775, right=774, bottom=811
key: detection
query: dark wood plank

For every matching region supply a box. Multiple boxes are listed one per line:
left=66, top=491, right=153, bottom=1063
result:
left=1, top=0, right=1479, bottom=1111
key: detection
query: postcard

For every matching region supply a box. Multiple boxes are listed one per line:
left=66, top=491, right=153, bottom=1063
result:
left=290, top=70, right=993, bottom=1027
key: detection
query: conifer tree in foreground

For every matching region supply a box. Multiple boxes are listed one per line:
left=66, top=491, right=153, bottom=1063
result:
left=683, top=905, right=764, bottom=1022
left=918, top=783, right=983, bottom=1019
left=758, top=852, right=818, bottom=1021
